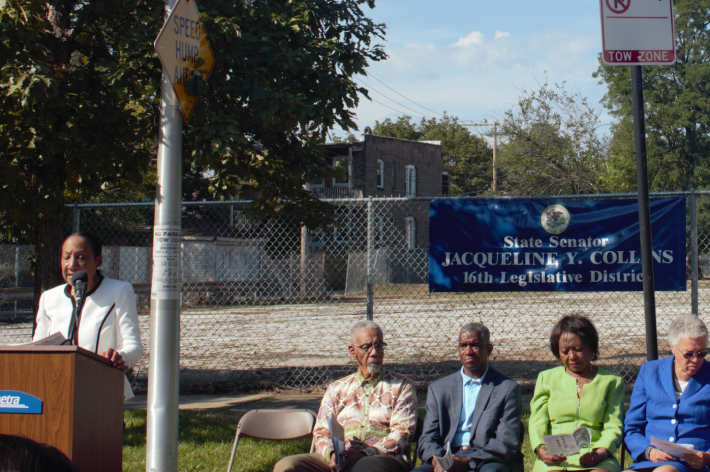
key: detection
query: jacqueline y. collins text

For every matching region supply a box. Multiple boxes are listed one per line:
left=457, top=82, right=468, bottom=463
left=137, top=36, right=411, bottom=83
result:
left=429, top=198, right=686, bottom=292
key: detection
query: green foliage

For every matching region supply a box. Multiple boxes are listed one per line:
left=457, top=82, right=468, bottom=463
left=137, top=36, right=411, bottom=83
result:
left=372, top=114, right=492, bottom=195
left=0, top=0, right=387, bottom=242
left=331, top=132, right=358, bottom=143
left=419, top=115, right=493, bottom=196
left=497, top=81, right=609, bottom=195
left=188, top=0, right=387, bottom=227
left=0, top=0, right=158, bottom=242
left=599, top=117, right=637, bottom=193
left=372, top=115, right=422, bottom=141
left=594, top=0, right=710, bottom=192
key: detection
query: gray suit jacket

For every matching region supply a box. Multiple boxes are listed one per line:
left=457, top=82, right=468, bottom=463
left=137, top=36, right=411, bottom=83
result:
left=417, top=366, right=523, bottom=472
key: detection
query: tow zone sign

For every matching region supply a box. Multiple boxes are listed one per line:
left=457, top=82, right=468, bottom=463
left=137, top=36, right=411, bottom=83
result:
left=600, top=0, right=675, bottom=65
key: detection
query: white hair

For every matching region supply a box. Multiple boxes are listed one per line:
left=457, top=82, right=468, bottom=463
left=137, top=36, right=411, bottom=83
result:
left=668, top=314, right=709, bottom=348
left=350, top=320, right=383, bottom=344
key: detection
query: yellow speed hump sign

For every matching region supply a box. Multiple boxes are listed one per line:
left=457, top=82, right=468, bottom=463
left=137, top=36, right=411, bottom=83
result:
left=154, top=0, right=215, bottom=121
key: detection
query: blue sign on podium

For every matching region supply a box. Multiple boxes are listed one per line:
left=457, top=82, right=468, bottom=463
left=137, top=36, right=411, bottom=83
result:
left=0, top=390, right=43, bottom=414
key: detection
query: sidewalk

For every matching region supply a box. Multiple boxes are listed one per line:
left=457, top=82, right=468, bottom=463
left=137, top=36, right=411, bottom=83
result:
left=124, top=394, right=322, bottom=412
left=125, top=394, right=542, bottom=413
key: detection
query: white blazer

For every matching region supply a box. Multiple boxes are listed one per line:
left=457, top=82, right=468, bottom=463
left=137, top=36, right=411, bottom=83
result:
left=33, top=277, right=144, bottom=399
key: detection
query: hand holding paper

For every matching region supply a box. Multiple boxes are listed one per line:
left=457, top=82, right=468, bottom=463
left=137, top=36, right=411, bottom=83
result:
left=650, top=437, right=694, bottom=458
left=433, top=442, right=454, bottom=471
left=543, top=427, right=592, bottom=457
left=327, top=416, right=346, bottom=467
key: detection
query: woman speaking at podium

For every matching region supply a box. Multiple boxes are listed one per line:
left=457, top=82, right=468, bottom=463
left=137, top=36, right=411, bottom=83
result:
left=32, top=232, right=143, bottom=399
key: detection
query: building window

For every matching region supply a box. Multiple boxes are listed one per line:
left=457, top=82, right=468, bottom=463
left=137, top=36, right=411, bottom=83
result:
left=376, top=160, right=384, bottom=188
left=374, top=217, right=385, bottom=244
left=405, top=165, right=417, bottom=197
left=309, top=176, right=325, bottom=196
left=405, top=217, right=416, bottom=249
left=334, top=220, right=351, bottom=242
left=442, top=171, right=450, bottom=196
left=332, top=157, right=351, bottom=186
left=391, top=163, right=397, bottom=191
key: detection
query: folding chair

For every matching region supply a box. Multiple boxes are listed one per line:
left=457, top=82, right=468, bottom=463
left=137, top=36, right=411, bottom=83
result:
left=620, top=439, right=629, bottom=469
left=226, top=409, right=317, bottom=472
left=404, top=416, right=424, bottom=469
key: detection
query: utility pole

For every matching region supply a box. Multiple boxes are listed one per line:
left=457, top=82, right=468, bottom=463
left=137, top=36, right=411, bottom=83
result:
left=460, top=122, right=498, bottom=193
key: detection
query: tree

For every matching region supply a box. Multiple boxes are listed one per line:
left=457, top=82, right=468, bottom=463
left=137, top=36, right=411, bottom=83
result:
left=496, top=81, right=609, bottom=195
left=372, top=114, right=492, bottom=195
left=331, top=132, right=358, bottom=143
left=419, top=115, right=493, bottom=195
left=594, top=1, right=710, bottom=192
left=0, top=0, right=386, bottom=302
left=372, top=115, right=421, bottom=142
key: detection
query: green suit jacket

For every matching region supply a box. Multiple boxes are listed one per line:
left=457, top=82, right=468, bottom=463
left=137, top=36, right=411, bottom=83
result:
left=529, top=366, right=625, bottom=472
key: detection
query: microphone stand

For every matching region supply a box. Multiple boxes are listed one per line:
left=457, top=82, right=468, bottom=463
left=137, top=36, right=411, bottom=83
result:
left=66, top=280, right=87, bottom=346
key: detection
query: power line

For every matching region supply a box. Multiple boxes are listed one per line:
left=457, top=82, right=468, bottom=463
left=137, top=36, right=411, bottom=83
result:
left=357, top=79, right=438, bottom=120
left=366, top=73, right=445, bottom=118
left=369, top=98, right=426, bottom=119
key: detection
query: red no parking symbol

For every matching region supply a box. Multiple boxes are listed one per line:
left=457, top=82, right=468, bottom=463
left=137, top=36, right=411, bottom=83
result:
left=606, top=0, right=630, bottom=14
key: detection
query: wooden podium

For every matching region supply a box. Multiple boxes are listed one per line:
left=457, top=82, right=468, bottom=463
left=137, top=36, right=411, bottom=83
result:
left=0, top=345, right=124, bottom=472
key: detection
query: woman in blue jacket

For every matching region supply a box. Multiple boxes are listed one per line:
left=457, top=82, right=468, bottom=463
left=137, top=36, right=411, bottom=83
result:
left=624, top=314, right=710, bottom=472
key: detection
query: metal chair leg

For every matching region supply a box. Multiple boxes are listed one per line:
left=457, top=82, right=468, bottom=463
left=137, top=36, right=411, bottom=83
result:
left=226, top=430, right=240, bottom=472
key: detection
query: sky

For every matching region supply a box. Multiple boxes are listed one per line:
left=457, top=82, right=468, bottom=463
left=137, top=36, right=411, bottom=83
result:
left=334, top=0, right=610, bottom=139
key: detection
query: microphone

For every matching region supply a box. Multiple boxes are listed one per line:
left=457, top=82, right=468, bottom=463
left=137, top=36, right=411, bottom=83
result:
left=67, top=271, right=89, bottom=345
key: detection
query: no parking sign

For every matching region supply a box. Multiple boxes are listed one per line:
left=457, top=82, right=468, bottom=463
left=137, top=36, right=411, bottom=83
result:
left=600, top=0, right=676, bottom=65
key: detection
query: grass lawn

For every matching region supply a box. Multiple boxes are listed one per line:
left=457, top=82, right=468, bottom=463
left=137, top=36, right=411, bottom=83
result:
left=123, top=410, right=311, bottom=472
left=123, top=410, right=633, bottom=472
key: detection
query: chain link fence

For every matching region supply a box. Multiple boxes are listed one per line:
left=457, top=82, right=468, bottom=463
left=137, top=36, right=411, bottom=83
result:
left=1, top=192, right=708, bottom=393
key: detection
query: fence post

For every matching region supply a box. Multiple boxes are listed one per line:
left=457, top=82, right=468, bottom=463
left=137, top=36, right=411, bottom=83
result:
left=14, top=245, right=20, bottom=319
left=300, top=226, right=308, bottom=298
left=72, top=204, right=81, bottom=233
left=691, top=190, right=699, bottom=315
left=367, top=197, right=374, bottom=321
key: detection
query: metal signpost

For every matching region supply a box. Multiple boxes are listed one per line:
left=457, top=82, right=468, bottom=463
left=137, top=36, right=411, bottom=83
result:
left=148, top=0, right=213, bottom=469
left=600, top=0, right=676, bottom=361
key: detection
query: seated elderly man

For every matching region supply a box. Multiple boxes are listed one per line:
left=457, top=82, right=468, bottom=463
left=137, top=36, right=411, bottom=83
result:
left=624, top=314, right=710, bottom=472
left=274, top=320, right=418, bottom=472
left=415, top=322, right=523, bottom=472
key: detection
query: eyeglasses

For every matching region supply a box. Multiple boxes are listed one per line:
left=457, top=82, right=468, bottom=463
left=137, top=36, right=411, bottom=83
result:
left=356, top=342, right=387, bottom=353
left=682, top=350, right=707, bottom=361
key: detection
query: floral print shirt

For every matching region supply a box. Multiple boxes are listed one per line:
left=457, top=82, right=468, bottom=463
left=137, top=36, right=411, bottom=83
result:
left=313, top=369, right=418, bottom=461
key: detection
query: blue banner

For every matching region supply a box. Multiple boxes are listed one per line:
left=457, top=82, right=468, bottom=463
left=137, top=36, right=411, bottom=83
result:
left=0, top=390, right=43, bottom=414
left=429, top=198, right=686, bottom=292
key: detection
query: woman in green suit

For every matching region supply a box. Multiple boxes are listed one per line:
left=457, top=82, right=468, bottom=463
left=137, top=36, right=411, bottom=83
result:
left=529, top=314, right=625, bottom=472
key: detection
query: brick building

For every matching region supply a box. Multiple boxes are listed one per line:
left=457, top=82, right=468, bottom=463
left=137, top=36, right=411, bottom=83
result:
left=312, top=130, right=448, bottom=199
left=307, top=131, right=447, bottom=260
